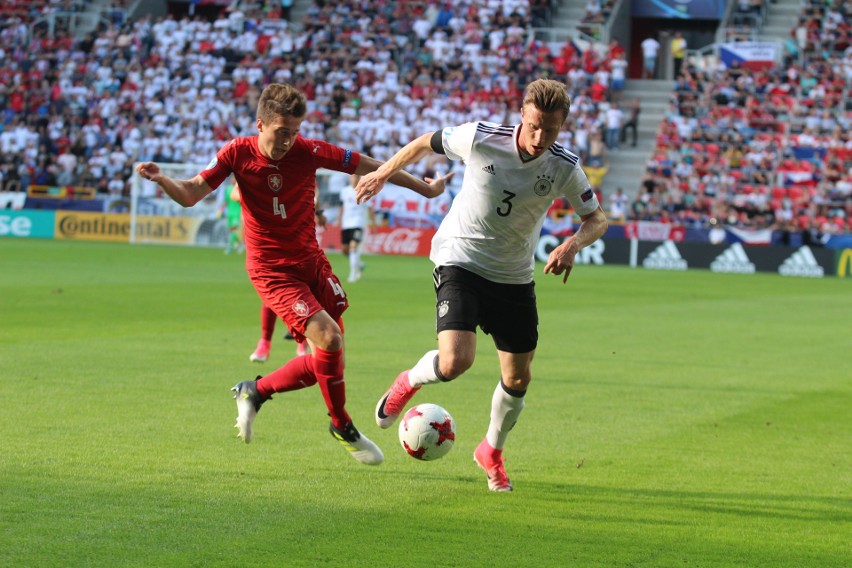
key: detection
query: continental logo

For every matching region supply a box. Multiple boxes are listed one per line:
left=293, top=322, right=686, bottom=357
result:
left=55, top=212, right=194, bottom=243
left=837, top=248, right=852, bottom=278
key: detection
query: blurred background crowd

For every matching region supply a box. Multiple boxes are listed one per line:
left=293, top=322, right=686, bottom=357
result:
left=0, top=0, right=850, bottom=243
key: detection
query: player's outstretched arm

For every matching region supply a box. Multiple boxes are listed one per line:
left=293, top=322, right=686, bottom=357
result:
left=544, top=206, right=608, bottom=283
left=355, top=132, right=445, bottom=203
left=135, top=162, right=213, bottom=207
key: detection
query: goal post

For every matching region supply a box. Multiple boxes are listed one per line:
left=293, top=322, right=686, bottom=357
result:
left=129, top=162, right=222, bottom=246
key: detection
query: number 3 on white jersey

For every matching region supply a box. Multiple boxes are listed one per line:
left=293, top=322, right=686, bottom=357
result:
left=273, top=197, right=287, bottom=219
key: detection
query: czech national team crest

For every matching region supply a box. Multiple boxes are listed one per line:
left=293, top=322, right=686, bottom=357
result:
left=268, top=174, right=283, bottom=192
left=534, top=174, right=554, bottom=197
left=292, top=300, right=309, bottom=317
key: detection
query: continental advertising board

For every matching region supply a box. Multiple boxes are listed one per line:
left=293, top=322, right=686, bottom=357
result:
left=54, top=211, right=205, bottom=245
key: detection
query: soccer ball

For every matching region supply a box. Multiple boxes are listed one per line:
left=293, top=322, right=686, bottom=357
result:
left=398, top=403, right=456, bottom=461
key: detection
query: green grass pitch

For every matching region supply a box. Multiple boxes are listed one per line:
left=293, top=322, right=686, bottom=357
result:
left=0, top=238, right=849, bottom=567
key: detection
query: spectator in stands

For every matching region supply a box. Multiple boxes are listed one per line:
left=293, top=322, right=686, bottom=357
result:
left=106, top=172, right=126, bottom=197
left=529, top=0, right=553, bottom=27
left=279, top=0, right=293, bottom=21
left=621, top=97, right=641, bottom=147
left=708, top=219, right=727, bottom=244
left=584, top=157, right=609, bottom=197
left=609, top=52, right=628, bottom=102
left=4, top=0, right=848, bottom=242
left=608, top=187, right=628, bottom=222
left=641, top=35, right=661, bottom=79
left=587, top=127, right=606, bottom=166
left=671, top=31, right=687, bottom=78
left=605, top=101, right=623, bottom=150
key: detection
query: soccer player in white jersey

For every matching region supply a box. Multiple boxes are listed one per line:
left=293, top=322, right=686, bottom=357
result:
left=339, top=174, right=371, bottom=282
left=355, top=78, right=608, bottom=491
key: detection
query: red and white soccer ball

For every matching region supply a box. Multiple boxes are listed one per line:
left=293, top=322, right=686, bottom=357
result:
left=398, top=403, right=456, bottom=461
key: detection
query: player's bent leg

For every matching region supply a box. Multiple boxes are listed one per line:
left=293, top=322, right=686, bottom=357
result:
left=232, top=378, right=269, bottom=443
left=329, top=421, right=384, bottom=465
left=473, top=438, right=513, bottom=492
left=436, top=329, right=477, bottom=380
left=375, top=370, right=421, bottom=428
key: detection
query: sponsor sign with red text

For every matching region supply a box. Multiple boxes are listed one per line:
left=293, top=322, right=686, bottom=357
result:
left=624, top=221, right=685, bottom=242
left=363, top=226, right=434, bottom=256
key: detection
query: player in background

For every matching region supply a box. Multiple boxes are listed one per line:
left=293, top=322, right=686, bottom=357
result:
left=136, top=82, right=450, bottom=466
left=222, top=182, right=245, bottom=254
left=356, top=78, right=608, bottom=488
left=249, top=303, right=309, bottom=363
left=339, top=174, right=372, bottom=282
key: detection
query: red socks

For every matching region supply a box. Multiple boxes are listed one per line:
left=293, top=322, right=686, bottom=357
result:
left=256, top=354, right=316, bottom=398
left=311, top=347, right=351, bottom=430
left=254, top=347, right=351, bottom=430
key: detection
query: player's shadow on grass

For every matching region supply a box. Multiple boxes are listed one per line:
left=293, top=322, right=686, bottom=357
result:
left=521, top=481, right=850, bottom=524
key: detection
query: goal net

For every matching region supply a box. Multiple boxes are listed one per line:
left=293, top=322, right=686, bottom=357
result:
left=129, top=163, right=349, bottom=248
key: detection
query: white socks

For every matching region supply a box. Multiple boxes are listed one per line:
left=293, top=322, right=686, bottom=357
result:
left=485, top=382, right=526, bottom=450
left=349, top=249, right=361, bottom=275
left=407, top=350, right=440, bottom=388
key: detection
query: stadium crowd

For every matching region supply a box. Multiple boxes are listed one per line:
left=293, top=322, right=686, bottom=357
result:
left=627, top=0, right=852, bottom=242
left=0, top=0, right=849, bottom=240
left=0, top=0, right=567, bottom=199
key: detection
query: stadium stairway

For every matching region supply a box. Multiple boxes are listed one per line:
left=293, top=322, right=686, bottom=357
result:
left=599, top=79, right=672, bottom=202
left=287, top=0, right=310, bottom=30
left=759, top=0, right=803, bottom=42
left=548, top=1, right=588, bottom=35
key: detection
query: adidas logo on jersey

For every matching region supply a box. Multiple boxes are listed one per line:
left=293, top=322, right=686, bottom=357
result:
left=643, top=241, right=688, bottom=271
left=779, top=246, right=824, bottom=277
left=482, top=164, right=495, bottom=175
left=710, top=243, right=755, bottom=274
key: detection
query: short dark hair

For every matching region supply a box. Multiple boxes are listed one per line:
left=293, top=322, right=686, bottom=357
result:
left=256, top=83, right=307, bottom=123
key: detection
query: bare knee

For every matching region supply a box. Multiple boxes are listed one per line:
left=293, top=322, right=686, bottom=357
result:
left=313, top=329, right=343, bottom=351
left=306, top=320, right=343, bottom=351
left=437, top=352, right=474, bottom=380
left=502, top=373, right=531, bottom=392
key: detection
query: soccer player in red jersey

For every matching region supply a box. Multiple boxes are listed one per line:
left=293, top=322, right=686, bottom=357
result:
left=136, top=83, right=451, bottom=465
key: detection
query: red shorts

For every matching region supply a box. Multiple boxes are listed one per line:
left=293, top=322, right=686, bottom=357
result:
left=248, top=253, right=348, bottom=342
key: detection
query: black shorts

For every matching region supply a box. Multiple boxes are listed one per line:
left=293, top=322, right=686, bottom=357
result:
left=433, top=265, right=538, bottom=353
left=341, top=228, right=364, bottom=245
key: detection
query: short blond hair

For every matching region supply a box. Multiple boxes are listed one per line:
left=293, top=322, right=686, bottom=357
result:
left=522, top=78, right=571, bottom=120
left=256, top=83, right=307, bottom=124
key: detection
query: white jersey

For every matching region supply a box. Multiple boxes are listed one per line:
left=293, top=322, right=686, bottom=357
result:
left=433, top=121, right=599, bottom=284
left=339, top=183, right=369, bottom=230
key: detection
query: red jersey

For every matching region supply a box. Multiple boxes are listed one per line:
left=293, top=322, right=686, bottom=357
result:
left=200, top=135, right=360, bottom=269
